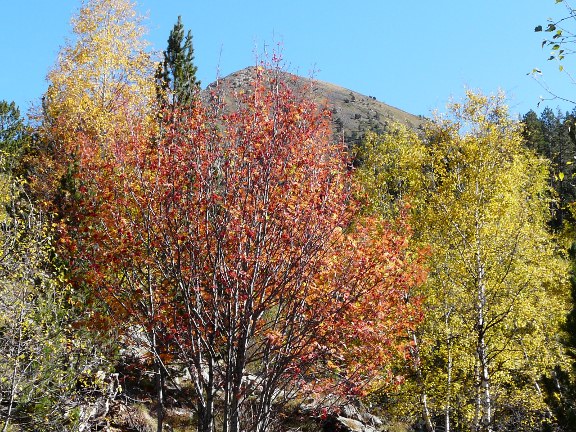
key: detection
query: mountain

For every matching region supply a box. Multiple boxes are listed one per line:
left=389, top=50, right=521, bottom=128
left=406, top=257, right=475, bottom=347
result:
left=205, top=67, right=425, bottom=147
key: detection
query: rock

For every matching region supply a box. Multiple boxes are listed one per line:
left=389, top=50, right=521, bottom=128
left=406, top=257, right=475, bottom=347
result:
left=341, top=403, right=362, bottom=419
left=108, top=401, right=157, bottom=432
left=361, top=411, right=383, bottom=428
left=339, top=401, right=383, bottom=429
left=337, top=416, right=366, bottom=431
left=77, top=373, right=122, bottom=431
left=300, top=393, right=346, bottom=415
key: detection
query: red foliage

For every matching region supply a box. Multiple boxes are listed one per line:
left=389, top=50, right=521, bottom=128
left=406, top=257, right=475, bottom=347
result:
left=54, top=65, right=425, bottom=425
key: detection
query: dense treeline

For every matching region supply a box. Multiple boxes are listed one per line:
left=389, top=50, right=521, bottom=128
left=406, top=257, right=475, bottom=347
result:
left=0, top=1, right=575, bottom=432
left=522, top=107, right=576, bottom=230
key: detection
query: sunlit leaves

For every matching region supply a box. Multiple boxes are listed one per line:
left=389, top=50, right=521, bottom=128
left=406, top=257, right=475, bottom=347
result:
left=356, top=91, right=569, bottom=430
left=536, top=1, right=575, bottom=67
left=62, top=64, right=425, bottom=431
left=0, top=173, right=110, bottom=430
left=43, top=0, right=156, bottom=145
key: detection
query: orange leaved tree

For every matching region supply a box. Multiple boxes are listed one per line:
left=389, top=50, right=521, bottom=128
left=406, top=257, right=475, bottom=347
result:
left=70, top=65, right=425, bottom=432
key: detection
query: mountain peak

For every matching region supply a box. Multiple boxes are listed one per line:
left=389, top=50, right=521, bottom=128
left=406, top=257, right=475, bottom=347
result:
left=206, top=67, right=424, bottom=146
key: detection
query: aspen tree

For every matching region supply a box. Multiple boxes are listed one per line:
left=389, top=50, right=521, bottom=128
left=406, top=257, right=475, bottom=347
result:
left=357, top=92, right=569, bottom=431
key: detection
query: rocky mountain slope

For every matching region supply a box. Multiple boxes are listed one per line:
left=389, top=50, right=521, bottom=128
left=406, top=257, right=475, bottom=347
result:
left=206, top=67, right=425, bottom=147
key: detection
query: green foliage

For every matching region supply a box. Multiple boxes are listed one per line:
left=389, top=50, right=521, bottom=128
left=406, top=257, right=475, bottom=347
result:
left=353, top=124, right=425, bottom=222
left=541, top=241, right=576, bottom=432
left=156, top=15, right=200, bottom=107
left=0, top=101, right=30, bottom=173
left=533, top=1, right=576, bottom=104
left=535, top=1, right=573, bottom=64
left=0, top=174, right=114, bottom=430
left=0, top=98, right=116, bottom=429
left=522, top=108, right=576, bottom=230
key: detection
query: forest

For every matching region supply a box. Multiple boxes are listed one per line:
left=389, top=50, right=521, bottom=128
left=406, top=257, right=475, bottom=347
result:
left=1, top=1, right=576, bottom=431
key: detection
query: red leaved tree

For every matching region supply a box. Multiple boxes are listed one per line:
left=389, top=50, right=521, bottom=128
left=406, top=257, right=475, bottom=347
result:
left=68, top=65, right=424, bottom=432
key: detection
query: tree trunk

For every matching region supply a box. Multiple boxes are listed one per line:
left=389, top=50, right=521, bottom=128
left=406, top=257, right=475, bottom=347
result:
left=473, top=197, right=492, bottom=432
left=475, top=249, right=492, bottom=432
left=477, top=330, right=492, bottom=432
left=410, top=331, right=435, bottom=432
left=445, top=308, right=454, bottom=432
left=202, top=355, right=215, bottom=432
left=473, top=363, right=481, bottom=432
left=151, top=332, right=164, bottom=432
left=255, top=375, right=275, bottom=432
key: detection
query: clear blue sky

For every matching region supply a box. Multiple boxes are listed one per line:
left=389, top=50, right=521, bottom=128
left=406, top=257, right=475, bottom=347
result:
left=0, top=1, right=573, bottom=118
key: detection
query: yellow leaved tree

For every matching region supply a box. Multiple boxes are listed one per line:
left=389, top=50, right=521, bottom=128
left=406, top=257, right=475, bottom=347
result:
left=43, top=0, right=156, bottom=144
left=356, top=92, right=569, bottom=432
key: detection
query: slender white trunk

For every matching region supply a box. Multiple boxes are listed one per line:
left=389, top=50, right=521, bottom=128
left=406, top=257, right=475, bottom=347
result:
left=473, top=187, right=492, bottom=432
left=475, top=253, right=492, bottom=432
left=445, top=308, right=454, bottom=432
left=473, top=363, right=480, bottom=432
left=410, top=331, right=435, bottom=432
left=478, top=330, right=492, bottom=432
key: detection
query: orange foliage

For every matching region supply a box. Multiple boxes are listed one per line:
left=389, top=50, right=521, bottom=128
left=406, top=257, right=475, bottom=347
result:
left=49, top=65, right=424, bottom=425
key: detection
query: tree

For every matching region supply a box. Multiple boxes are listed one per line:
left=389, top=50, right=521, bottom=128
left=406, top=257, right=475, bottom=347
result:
left=522, top=108, right=576, bottom=230
left=32, top=0, right=157, bottom=231
left=156, top=15, right=201, bottom=108
left=21, top=1, right=160, bottom=427
left=70, top=65, right=425, bottom=432
left=0, top=163, right=114, bottom=431
left=541, top=243, right=576, bottom=432
left=0, top=101, right=29, bottom=173
left=356, top=92, right=569, bottom=432
left=42, top=0, right=156, bottom=144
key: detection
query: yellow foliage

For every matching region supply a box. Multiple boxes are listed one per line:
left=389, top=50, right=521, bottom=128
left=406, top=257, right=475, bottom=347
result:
left=356, top=91, right=570, bottom=429
left=43, top=0, right=156, bottom=145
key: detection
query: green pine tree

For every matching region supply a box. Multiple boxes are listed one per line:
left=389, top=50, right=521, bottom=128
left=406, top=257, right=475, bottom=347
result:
left=522, top=108, right=576, bottom=230
left=0, top=101, right=30, bottom=173
left=156, top=16, right=200, bottom=107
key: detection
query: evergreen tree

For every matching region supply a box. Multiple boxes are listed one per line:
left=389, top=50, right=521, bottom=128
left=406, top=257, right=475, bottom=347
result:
left=0, top=101, right=29, bottom=173
left=156, top=16, right=200, bottom=107
left=522, top=108, right=576, bottom=229
left=522, top=110, right=547, bottom=156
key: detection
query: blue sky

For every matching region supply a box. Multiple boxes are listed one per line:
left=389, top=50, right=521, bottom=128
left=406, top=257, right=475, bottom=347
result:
left=0, top=1, right=573, bottom=118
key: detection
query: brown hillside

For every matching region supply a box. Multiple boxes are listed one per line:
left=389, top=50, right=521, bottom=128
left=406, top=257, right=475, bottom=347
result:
left=205, top=67, right=425, bottom=147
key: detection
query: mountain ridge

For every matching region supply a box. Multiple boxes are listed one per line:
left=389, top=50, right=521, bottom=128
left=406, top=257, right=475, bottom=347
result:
left=206, top=66, right=425, bottom=147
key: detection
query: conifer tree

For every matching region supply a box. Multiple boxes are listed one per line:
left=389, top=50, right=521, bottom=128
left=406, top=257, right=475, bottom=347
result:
left=541, top=243, right=576, bottom=432
left=0, top=101, right=29, bottom=173
left=156, top=15, right=200, bottom=107
left=522, top=108, right=576, bottom=230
